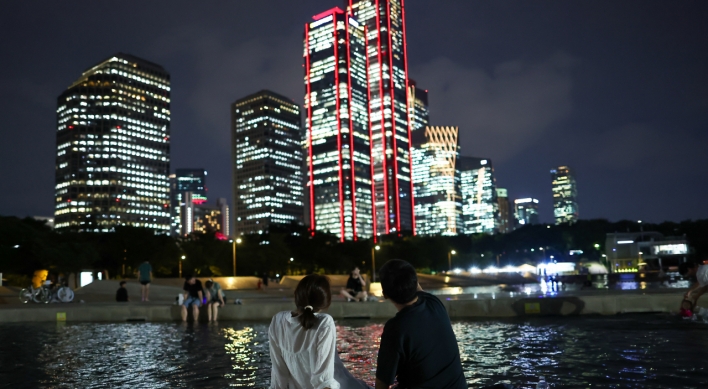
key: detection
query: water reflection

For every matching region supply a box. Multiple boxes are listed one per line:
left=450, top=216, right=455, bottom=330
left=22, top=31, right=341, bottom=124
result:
left=1, top=316, right=707, bottom=388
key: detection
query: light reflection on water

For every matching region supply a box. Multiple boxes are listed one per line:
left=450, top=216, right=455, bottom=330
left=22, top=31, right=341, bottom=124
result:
left=0, top=315, right=706, bottom=388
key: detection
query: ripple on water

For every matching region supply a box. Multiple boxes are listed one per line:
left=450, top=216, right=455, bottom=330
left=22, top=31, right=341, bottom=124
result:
left=0, top=315, right=707, bottom=388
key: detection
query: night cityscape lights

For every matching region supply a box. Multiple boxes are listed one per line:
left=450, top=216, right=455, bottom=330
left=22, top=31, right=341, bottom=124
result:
left=169, top=168, right=207, bottom=236
left=349, top=0, right=415, bottom=235
left=551, top=166, right=579, bottom=225
left=460, top=157, right=500, bottom=235
left=515, top=198, right=540, bottom=226
left=54, top=53, right=171, bottom=233
left=412, top=126, right=462, bottom=236
left=304, top=8, right=374, bottom=241
left=231, top=90, right=304, bottom=236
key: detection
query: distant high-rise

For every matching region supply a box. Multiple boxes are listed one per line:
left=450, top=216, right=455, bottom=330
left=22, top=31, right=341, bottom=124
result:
left=192, top=198, right=230, bottom=237
left=412, top=126, right=462, bottom=236
left=460, top=157, right=499, bottom=234
left=169, top=169, right=207, bottom=237
left=54, top=53, right=170, bottom=233
left=304, top=8, right=373, bottom=241
left=408, top=79, right=429, bottom=132
left=231, top=90, right=304, bottom=236
left=515, top=198, right=540, bottom=226
left=496, top=188, right=514, bottom=233
left=551, top=166, right=579, bottom=224
left=349, top=0, right=415, bottom=235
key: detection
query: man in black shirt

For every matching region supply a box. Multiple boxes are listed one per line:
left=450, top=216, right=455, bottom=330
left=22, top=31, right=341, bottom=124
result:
left=181, top=275, right=203, bottom=322
left=375, top=259, right=466, bottom=389
left=115, top=281, right=129, bottom=302
left=341, top=267, right=368, bottom=302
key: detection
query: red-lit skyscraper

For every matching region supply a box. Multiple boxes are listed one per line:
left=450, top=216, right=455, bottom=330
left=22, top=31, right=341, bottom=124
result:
left=304, top=8, right=373, bottom=241
left=348, top=0, right=414, bottom=236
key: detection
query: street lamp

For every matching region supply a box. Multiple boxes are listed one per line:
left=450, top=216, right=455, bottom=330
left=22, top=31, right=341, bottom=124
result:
left=371, top=245, right=380, bottom=282
left=448, top=250, right=456, bottom=271
left=179, top=255, right=186, bottom=278
left=231, top=238, right=242, bottom=277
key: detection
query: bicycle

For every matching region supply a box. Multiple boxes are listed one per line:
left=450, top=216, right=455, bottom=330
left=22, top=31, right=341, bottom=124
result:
left=19, top=281, right=74, bottom=303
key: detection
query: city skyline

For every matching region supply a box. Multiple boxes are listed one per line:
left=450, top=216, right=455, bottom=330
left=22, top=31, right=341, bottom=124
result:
left=1, top=1, right=707, bottom=224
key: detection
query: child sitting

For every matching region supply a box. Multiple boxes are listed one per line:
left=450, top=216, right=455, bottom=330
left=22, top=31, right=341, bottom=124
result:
left=679, top=299, right=693, bottom=318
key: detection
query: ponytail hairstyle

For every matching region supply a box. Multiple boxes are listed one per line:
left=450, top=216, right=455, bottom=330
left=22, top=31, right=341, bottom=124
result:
left=294, top=274, right=332, bottom=330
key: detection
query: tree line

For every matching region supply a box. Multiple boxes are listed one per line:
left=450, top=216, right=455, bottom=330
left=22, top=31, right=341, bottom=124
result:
left=1, top=216, right=706, bottom=286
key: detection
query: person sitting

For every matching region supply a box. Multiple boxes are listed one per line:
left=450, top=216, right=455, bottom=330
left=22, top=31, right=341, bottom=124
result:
left=340, top=267, right=368, bottom=302
left=205, top=279, right=225, bottom=322
left=679, top=262, right=708, bottom=305
left=268, top=274, right=371, bottom=389
left=679, top=299, right=694, bottom=318
left=181, top=275, right=203, bottom=322
left=116, top=281, right=129, bottom=302
left=375, top=259, right=466, bottom=389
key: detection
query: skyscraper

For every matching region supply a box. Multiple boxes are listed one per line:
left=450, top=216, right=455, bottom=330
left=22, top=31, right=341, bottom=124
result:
left=551, top=166, right=579, bottom=224
left=349, top=0, right=415, bottom=235
left=496, top=188, right=514, bottom=233
left=169, top=169, right=207, bottom=237
left=408, top=79, right=429, bottom=132
left=232, top=90, right=304, bottom=236
left=515, top=198, right=540, bottom=226
left=412, top=126, right=462, bottom=236
left=304, top=8, right=373, bottom=241
left=54, top=53, right=170, bottom=233
left=460, top=157, right=499, bottom=234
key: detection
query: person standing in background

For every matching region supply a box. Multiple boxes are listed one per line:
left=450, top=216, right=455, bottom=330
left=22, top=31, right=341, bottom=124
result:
left=137, top=260, right=152, bottom=302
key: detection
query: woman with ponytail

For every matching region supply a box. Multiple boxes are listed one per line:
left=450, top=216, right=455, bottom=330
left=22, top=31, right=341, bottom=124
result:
left=268, top=275, right=371, bottom=389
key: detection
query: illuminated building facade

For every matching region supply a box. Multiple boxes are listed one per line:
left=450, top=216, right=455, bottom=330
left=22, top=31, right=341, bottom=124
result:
left=514, top=198, right=540, bottom=226
left=460, top=157, right=499, bottom=235
left=407, top=79, right=429, bottom=132
left=349, top=0, right=415, bottom=235
left=187, top=197, right=229, bottom=237
left=496, top=188, right=513, bottom=233
left=232, top=90, right=304, bottom=236
left=304, top=8, right=373, bottom=241
left=169, top=168, right=207, bottom=237
left=551, top=166, right=579, bottom=224
left=412, top=126, right=462, bottom=236
left=54, top=53, right=170, bottom=233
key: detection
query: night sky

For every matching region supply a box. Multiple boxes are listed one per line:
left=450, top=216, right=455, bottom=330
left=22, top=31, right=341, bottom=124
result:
left=1, top=1, right=706, bottom=224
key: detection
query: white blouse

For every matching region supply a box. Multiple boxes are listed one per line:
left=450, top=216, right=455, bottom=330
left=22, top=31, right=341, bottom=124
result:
left=268, top=311, right=340, bottom=389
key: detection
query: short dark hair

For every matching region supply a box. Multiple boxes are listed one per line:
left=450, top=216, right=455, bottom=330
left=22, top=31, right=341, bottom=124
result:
left=205, top=280, right=213, bottom=289
left=379, top=259, right=418, bottom=305
left=185, top=274, right=195, bottom=281
left=119, top=281, right=126, bottom=287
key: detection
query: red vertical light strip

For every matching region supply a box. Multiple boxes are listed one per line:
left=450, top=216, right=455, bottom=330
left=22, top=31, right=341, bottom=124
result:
left=365, top=25, right=378, bottom=242
left=401, top=0, right=416, bottom=235
left=334, top=15, right=345, bottom=242
left=305, top=23, right=316, bottom=235
left=386, top=0, right=401, bottom=234
left=346, top=17, right=358, bottom=241
left=375, top=0, right=390, bottom=235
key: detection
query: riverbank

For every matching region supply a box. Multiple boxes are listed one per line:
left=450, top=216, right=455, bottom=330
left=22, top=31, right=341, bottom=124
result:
left=0, top=288, right=685, bottom=323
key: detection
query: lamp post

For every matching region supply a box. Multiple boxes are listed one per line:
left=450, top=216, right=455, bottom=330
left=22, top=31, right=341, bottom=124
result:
left=231, top=238, right=242, bottom=277
left=179, top=255, right=185, bottom=278
left=371, top=245, right=380, bottom=282
left=448, top=250, right=456, bottom=271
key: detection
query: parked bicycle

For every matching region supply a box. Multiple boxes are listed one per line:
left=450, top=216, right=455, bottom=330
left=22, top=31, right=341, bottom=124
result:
left=19, top=281, right=74, bottom=303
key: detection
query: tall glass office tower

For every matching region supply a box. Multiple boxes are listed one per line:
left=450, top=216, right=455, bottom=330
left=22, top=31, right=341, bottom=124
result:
left=408, top=79, right=429, bottom=132
left=54, top=53, right=170, bottom=233
left=460, top=157, right=499, bottom=235
left=551, top=166, right=579, bottom=224
left=169, top=168, right=207, bottom=237
left=412, top=126, right=462, bottom=236
left=348, top=0, right=415, bottom=236
left=304, top=8, right=373, bottom=241
left=231, top=90, right=304, bottom=236
left=496, top=188, right=514, bottom=233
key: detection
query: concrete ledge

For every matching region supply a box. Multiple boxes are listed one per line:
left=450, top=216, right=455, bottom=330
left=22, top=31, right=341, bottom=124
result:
left=0, top=293, right=682, bottom=323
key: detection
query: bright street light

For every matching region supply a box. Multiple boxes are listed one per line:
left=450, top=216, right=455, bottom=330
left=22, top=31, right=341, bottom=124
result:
left=290, top=257, right=294, bottom=262
left=232, top=238, right=242, bottom=276
left=448, top=250, right=457, bottom=271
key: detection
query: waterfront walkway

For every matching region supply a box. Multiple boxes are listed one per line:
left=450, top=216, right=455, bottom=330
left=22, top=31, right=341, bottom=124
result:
left=0, top=274, right=687, bottom=323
